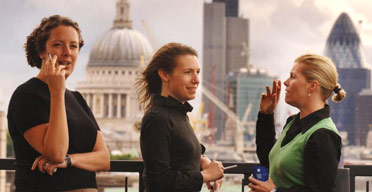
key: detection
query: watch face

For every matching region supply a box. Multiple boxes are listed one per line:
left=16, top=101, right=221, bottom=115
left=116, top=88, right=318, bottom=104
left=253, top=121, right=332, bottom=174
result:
left=65, top=154, right=72, bottom=168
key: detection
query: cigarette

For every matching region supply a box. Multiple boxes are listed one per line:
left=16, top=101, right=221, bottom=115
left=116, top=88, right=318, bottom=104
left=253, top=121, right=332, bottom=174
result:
left=48, top=53, right=53, bottom=61
left=53, top=168, right=57, bottom=173
left=224, top=164, right=237, bottom=170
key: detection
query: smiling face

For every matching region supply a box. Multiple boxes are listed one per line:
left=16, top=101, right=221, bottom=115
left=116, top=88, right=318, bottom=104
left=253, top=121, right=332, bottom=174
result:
left=283, top=63, right=311, bottom=108
left=40, top=25, right=80, bottom=78
left=161, top=54, right=200, bottom=103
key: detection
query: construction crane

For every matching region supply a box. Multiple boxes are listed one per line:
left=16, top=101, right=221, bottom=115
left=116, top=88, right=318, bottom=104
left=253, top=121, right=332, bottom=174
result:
left=141, top=19, right=158, bottom=49
left=208, top=65, right=216, bottom=144
left=200, top=84, right=251, bottom=154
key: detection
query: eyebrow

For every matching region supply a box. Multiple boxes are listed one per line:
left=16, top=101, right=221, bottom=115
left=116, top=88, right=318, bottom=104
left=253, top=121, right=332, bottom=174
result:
left=183, top=68, right=200, bottom=71
left=52, top=40, right=78, bottom=44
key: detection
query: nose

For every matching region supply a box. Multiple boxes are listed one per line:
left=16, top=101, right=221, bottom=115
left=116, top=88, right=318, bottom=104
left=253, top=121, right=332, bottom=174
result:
left=284, top=78, right=289, bottom=87
left=192, top=72, right=200, bottom=84
left=62, top=45, right=71, bottom=57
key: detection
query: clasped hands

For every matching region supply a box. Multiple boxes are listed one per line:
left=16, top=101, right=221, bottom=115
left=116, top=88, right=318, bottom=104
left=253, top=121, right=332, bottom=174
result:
left=31, top=156, right=68, bottom=176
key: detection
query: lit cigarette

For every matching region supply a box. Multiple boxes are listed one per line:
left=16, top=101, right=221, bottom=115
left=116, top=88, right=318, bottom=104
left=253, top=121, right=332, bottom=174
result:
left=224, top=164, right=237, bottom=170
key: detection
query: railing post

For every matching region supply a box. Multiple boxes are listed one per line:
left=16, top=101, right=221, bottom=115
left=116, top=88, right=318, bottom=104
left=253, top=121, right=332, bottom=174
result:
left=349, top=169, right=355, bottom=192
left=124, top=177, right=128, bottom=192
left=366, top=181, right=369, bottom=192
left=139, top=171, right=144, bottom=192
left=241, top=173, right=249, bottom=192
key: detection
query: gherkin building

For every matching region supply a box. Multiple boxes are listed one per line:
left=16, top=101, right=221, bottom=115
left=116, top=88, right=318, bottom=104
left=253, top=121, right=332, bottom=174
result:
left=325, top=12, right=371, bottom=145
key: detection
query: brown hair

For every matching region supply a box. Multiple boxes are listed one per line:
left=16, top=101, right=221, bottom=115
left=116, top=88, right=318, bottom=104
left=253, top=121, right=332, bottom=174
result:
left=24, top=15, right=84, bottom=68
left=136, top=42, right=198, bottom=112
left=295, top=54, right=346, bottom=103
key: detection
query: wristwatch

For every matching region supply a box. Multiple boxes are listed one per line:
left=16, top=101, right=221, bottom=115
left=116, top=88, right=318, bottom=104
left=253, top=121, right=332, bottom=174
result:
left=271, top=188, right=277, bottom=192
left=65, top=154, right=72, bottom=168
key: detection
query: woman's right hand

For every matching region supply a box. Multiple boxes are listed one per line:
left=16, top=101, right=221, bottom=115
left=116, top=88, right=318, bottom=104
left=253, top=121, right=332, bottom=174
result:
left=260, top=80, right=281, bottom=114
left=201, top=160, right=224, bottom=183
left=32, top=156, right=67, bottom=176
left=40, top=54, right=66, bottom=96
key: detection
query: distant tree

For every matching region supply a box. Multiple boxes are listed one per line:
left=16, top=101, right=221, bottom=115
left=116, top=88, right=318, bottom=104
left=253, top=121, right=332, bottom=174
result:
left=7, top=130, right=14, bottom=157
left=110, top=153, right=136, bottom=160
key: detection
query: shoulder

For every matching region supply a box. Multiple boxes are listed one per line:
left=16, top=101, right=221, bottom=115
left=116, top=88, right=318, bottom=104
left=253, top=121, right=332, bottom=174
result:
left=307, top=128, right=341, bottom=148
left=12, top=79, right=40, bottom=95
left=145, top=105, right=172, bottom=121
left=9, top=78, right=48, bottom=108
left=11, top=78, right=48, bottom=99
left=282, top=115, right=296, bottom=130
left=310, top=128, right=341, bottom=140
left=142, top=108, right=168, bottom=125
left=141, top=106, right=173, bottom=133
left=285, top=115, right=296, bottom=124
left=70, top=90, right=85, bottom=103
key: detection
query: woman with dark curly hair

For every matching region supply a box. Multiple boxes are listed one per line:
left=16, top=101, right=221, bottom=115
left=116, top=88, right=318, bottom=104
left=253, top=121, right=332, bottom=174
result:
left=7, top=15, right=110, bottom=192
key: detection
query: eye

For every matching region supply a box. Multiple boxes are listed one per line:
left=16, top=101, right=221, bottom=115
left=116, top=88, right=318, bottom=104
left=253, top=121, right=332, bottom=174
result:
left=70, top=44, right=78, bottom=49
left=197, top=70, right=200, bottom=75
left=52, top=43, right=62, bottom=47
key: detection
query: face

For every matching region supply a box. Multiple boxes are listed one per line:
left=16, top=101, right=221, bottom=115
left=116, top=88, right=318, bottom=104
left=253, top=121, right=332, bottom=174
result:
left=283, top=63, right=311, bottom=108
left=163, top=54, right=200, bottom=103
left=40, top=25, right=80, bottom=78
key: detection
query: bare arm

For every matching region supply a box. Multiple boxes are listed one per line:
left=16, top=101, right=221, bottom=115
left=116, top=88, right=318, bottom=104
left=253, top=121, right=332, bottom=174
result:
left=32, top=131, right=110, bottom=175
left=69, top=131, right=110, bottom=171
left=24, top=55, right=69, bottom=163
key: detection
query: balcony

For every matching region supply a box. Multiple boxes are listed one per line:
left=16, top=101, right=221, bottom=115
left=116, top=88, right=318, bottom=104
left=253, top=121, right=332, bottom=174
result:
left=2, top=158, right=371, bottom=192
left=0, top=158, right=259, bottom=192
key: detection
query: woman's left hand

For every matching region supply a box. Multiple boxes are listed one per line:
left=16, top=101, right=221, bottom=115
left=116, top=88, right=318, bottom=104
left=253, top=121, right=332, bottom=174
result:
left=32, top=156, right=67, bottom=176
left=207, top=179, right=223, bottom=191
left=248, top=176, right=276, bottom=192
left=201, top=156, right=223, bottom=191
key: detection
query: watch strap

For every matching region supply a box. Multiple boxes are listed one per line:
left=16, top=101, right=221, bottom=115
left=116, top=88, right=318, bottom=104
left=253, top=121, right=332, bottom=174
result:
left=65, top=154, right=72, bottom=168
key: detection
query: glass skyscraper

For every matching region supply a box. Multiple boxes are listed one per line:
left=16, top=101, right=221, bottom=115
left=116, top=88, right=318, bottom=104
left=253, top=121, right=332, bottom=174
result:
left=325, top=12, right=371, bottom=145
left=227, top=69, right=275, bottom=142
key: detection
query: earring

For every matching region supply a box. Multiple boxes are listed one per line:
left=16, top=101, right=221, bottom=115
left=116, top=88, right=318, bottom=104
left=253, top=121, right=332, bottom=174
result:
left=308, top=93, right=311, bottom=97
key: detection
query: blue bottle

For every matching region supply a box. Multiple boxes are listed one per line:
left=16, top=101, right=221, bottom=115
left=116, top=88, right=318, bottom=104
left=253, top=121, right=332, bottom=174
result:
left=252, top=166, right=268, bottom=181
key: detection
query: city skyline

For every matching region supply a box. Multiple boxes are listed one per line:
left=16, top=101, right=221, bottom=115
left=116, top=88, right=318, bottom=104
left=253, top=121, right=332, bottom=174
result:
left=1, top=0, right=372, bottom=120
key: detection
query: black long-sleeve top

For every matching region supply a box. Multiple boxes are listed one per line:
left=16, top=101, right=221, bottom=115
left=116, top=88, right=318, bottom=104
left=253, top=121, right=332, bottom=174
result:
left=140, top=95, right=204, bottom=192
left=256, top=105, right=342, bottom=192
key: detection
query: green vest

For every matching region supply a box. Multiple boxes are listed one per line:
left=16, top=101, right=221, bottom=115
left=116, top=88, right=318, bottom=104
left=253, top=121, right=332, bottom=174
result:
left=268, top=117, right=339, bottom=188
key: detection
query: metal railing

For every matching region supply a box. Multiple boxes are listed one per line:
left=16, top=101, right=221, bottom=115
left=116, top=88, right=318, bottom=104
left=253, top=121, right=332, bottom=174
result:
left=344, top=164, right=372, bottom=192
left=0, top=158, right=259, bottom=192
left=4, top=158, right=369, bottom=192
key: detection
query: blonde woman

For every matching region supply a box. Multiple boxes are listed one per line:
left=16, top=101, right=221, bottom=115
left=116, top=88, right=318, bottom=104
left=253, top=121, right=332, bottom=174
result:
left=249, top=54, right=346, bottom=192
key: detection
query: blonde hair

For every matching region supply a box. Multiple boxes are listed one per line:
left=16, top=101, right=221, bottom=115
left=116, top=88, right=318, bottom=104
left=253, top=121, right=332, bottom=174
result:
left=295, top=54, right=346, bottom=103
left=135, top=43, right=198, bottom=113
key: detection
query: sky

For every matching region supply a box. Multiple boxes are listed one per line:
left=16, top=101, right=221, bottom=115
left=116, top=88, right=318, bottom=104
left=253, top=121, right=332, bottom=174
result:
left=1, top=0, right=372, bottom=119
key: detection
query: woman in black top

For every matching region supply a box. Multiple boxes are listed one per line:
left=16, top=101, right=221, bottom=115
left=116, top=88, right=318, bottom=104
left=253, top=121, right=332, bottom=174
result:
left=7, top=15, right=110, bottom=192
left=136, top=43, right=224, bottom=192
left=248, top=54, right=346, bottom=192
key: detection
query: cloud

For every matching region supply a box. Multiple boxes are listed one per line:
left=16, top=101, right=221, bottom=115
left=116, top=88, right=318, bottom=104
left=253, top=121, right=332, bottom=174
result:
left=1, top=0, right=372, bottom=112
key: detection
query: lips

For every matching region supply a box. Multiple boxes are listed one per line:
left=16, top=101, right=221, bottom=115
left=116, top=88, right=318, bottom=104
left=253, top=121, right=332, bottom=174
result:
left=187, top=87, right=197, bottom=93
left=58, top=61, right=71, bottom=66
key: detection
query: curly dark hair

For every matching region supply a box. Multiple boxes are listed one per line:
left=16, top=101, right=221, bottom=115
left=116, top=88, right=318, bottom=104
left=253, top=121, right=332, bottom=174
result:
left=135, top=42, right=198, bottom=113
left=24, top=15, right=84, bottom=68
